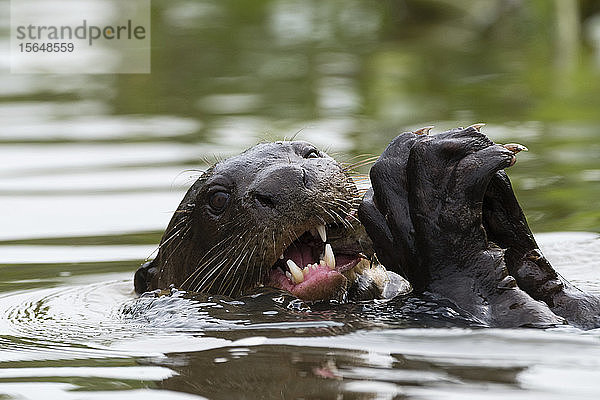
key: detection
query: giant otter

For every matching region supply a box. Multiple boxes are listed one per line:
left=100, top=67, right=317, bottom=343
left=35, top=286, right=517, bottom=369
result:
left=135, top=126, right=600, bottom=329
left=135, top=140, right=387, bottom=302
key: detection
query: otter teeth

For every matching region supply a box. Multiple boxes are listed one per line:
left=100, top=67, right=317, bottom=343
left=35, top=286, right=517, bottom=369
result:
left=286, top=259, right=305, bottom=284
left=323, top=243, right=336, bottom=269
left=316, top=225, right=327, bottom=242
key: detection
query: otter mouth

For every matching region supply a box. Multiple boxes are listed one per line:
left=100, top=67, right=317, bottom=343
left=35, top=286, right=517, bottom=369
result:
left=267, top=223, right=370, bottom=301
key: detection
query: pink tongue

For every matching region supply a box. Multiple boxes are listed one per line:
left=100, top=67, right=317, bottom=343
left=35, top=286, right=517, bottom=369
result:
left=268, top=264, right=346, bottom=301
left=271, top=240, right=353, bottom=301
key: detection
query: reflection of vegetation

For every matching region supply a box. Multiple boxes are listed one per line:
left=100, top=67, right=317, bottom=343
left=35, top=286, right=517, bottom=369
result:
left=2, top=0, right=599, bottom=232
left=116, top=0, right=600, bottom=124
left=0, top=231, right=162, bottom=246
left=0, top=261, right=133, bottom=292
left=114, top=0, right=600, bottom=231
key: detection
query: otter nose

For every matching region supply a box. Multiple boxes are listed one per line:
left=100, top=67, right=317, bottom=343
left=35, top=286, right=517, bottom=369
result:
left=247, top=164, right=311, bottom=210
left=251, top=191, right=276, bottom=209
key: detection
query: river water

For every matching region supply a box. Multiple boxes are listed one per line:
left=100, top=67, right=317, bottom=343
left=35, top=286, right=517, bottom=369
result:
left=1, top=1, right=600, bottom=399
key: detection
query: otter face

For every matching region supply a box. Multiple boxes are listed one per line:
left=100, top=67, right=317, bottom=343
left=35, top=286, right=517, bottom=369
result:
left=148, top=141, right=372, bottom=300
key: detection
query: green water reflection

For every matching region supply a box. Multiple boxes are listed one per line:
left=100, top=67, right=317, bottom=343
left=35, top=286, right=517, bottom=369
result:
left=3, top=3, right=600, bottom=399
left=2, top=1, right=600, bottom=231
left=137, top=1, right=600, bottom=231
left=108, top=0, right=600, bottom=232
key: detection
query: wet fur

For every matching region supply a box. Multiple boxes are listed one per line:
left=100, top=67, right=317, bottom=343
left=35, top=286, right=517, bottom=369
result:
left=136, top=129, right=600, bottom=329
left=359, top=126, right=600, bottom=328
left=136, top=141, right=360, bottom=297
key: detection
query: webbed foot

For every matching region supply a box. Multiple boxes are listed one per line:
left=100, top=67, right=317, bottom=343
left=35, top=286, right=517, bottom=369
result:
left=360, top=126, right=568, bottom=327
left=483, top=172, right=600, bottom=329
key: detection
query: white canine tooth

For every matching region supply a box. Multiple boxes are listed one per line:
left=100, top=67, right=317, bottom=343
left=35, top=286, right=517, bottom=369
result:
left=286, top=259, right=305, bottom=284
left=316, top=225, right=327, bottom=242
left=324, top=244, right=335, bottom=269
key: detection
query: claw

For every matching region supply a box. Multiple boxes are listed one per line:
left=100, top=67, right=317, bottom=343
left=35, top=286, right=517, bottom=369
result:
left=498, top=275, right=517, bottom=289
left=468, top=123, right=486, bottom=132
left=413, top=126, right=434, bottom=135
left=503, top=143, right=529, bottom=154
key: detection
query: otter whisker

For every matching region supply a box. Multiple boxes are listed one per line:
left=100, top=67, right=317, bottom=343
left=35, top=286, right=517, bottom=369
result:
left=318, top=205, right=339, bottom=227
left=327, top=197, right=357, bottom=209
left=193, top=238, right=246, bottom=293
left=284, top=229, right=300, bottom=250
left=137, top=139, right=369, bottom=301
left=342, top=155, right=379, bottom=172
left=320, top=202, right=354, bottom=230
left=343, top=153, right=378, bottom=162
left=289, top=127, right=306, bottom=141
left=184, top=253, right=224, bottom=291
left=172, top=169, right=206, bottom=189
left=345, top=212, right=361, bottom=225
left=316, top=215, right=328, bottom=226
left=328, top=207, right=354, bottom=230
left=189, top=232, right=239, bottom=268
left=182, top=236, right=240, bottom=290
left=222, top=238, right=254, bottom=295
left=173, top=209, right=193, bottom=214
left=233, top=244, right=258, bottom=296
left=228, top=245, right=262, bottom=295
left=158, top=218, right=191, bottom=249
left=142, top=219, right=189, bottom=262
left=161, top=225, right=193, bottom=267
left=343, top=160, right=378, bottom=172
left=194, top=224, right=259, bottom=295
left=195, top=259, right=230, bottom=293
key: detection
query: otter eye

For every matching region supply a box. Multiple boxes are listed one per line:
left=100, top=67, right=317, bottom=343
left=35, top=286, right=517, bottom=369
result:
left=208, top=191, right=230, bottom=213
left=304, top=149, right=320, bottom=159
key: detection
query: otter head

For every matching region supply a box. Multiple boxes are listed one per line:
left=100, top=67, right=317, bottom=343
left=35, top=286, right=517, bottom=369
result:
left=137, top=141, right=372, bottom=300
